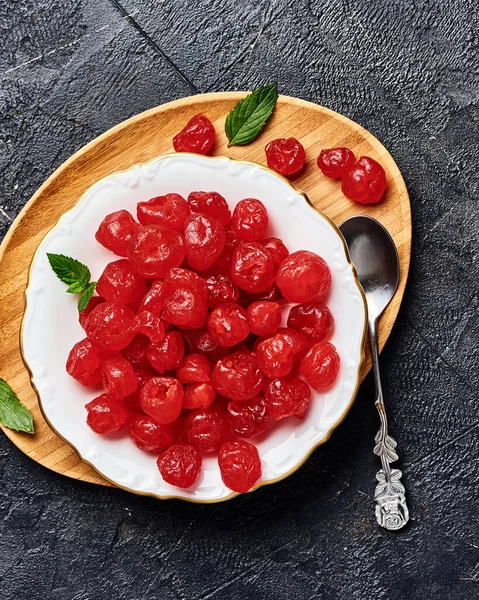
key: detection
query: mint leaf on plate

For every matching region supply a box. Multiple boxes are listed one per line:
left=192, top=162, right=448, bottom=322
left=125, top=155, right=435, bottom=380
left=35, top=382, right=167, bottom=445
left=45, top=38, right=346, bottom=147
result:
left=225, top=82, right=279, bottom=147
left=47, top=253, right=91, bottom=289
left=0, top=379, right=34, bottom=434
left=78, top=282, right=97, bottom=312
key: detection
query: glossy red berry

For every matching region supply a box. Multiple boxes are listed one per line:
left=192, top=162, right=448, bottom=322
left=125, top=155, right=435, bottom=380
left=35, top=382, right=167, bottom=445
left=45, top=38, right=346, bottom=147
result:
left=264, top=377, right=311, bottom=420
left=231, top=242, right=275, bottom=293
left=215, top=227, right=240, bottom=274
left=85, top=302, right=136, bottom=351
left=205, top=273, right=239, bottom=307
left=207, top=303, right=250, bottom=347
left=146, top=331, right=185, bottom=373
left=79, top=296, right=105, bottom=330
left=276, top=250, right=331, bottom=303
left=101, top=355, right=138, bottom=400
left=341, top=156, right=387, bottom=204
left=140, top=376, right=183, bottom=424
left=287, top=302, right=334, bottom=342
left=261, top=237, right=289, bottom=268
left=173, top=113, right=215, bottom=155
left=161, top=268, right=208, bottom=329
left=138, top=280, right=164, bottom=315
left=95, top=210, right=139, bottom=257
left=128, top=224, right=185, bottom=279
left=256, top=333, right=294, bottom=378
left=182, top=327, right=229, bottom=364
left=137, top=193, right=190, bottom=231
left=86, top=395, right=130, bottom=434
left=188, top=191, right=231, bottom=226
left=276, top=327, right=311, bottom=363
left=157, top=444, right=202, bottom=488
left=218, top=441, right=261, bottom=493
left=66, top=338, right=102, bottom=386
left=300, top=342, right=340, bottom=391
left=183, top=383, right=216, bottom=410
left=317, top=147, right=356, bottom=179
left=227, top=396, right=270, bottom=438
left=123, top=367, right=156, bottom=412
left=248, top=284, right=284, bottom=304
left=231, top=198, right=268, bottom=241
left=129, top=415, right=178, bottom=451
left=133, top=310, right=165, bottom=343
left=96, top=259, right=147, bottom=309
left=212, top=350, right=264, bottom=401
left=184, top=213, right=226, bottom=271
left=265, top=137, right=306, bottom=175
left=122, top=335, right=150, bottom=369
left=176, top=354, right=212, bottom=384
left=246, top=301, right=282, bottom=336
left=183, top=403, right=228, bottom=453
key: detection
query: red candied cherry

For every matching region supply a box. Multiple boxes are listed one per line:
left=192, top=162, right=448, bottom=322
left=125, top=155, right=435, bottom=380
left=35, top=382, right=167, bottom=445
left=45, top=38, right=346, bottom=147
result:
left=137, top=193, right=190, bottom=231
left=133, top=310, right=165, bottom=343
left=246, top=301, right=282, bottom=336
left=173, top=113, right=215, bottom=155
left=96, top=259, right=147, bottom=309
left=129, top=414, right=178, bottom=451
left=184, top=213, right=226, bottom=271
left=317, top=147, right=356, bottom=179
left=183, top=402, right=228, bottom=452
left=248, top=284, right=284, bottom=304
left=157, top=443, right=202, bottom=488
left=287, top=302, right=334, bottom=342
left=341, top=156, right=387, bottom=204
left=256, top=333, right=294, bottom=378
left=86, top=395, right=130, bottom=434
left=212, top=350, right=264, bottom=401
left=276, top=250, right=331, bottom=303
left=140, top=376, right=183, bottom=424
left=265, top=137, right=305, bottom=176
left=183, top=383, right=216, bottom=410
left=227, top=396, right=270, bottom=438
left=79, top=296, right=104, bottom=330
left=146, top=331, right=184, bottom=373
left=101, top=355, right=138, bottom=400
left=300, top=341, right=340, bottom=391
left=128, top=224, right=185, bottom=279
left=205, top=273, right=239, bottom=307
left=176, top=354, right=211, bottom=384
left=218, top=441, right=261, bottom=493
left=95, top=210, right=139, bottom=257
left=261, top=237, right=289, bottom=268
left=207, top=303, right=250, bottom=347
left=276, top=327, right=311, bottom=363
left=265, top=376, right=311, bottom=420
left=231, top=242, right=275, bottom=293
left=85, top=302, right=136, bottom=351
left=183, top=327, right=229, bottom=364
left=122, top=335, right=150, bottom=369
left=216, top=227, right=241, bottom=274
left=161, top=268, right=208, bottom=329
left=231, top=198, right=268, bottom=241
left=66, top=338, right=102, bottom=386
left=138, top=280, right=164, bottom=315
left=124, top=367, right=156, bottom=412
left=188, top=191, right=231, bottom=226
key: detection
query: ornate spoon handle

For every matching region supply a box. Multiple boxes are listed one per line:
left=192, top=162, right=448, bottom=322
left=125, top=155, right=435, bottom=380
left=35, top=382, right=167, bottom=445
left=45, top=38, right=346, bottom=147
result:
left=369, top=321, right=409, bottom=530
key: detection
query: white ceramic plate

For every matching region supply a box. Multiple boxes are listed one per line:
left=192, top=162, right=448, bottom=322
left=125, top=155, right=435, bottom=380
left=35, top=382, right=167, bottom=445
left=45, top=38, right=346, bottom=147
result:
left=22, top=154, right=366, bottom=502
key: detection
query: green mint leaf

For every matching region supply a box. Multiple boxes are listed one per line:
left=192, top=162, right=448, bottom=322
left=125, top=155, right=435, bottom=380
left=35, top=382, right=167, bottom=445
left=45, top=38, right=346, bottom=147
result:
left=66, top=281, right=89, bottom=294
left=78, top=282, right=97, bottom=312
left=47, top=253, right=91, bottom=288
left=0, top=379, right=35, bottom=434
left=225, top=83, right=279, bottom=147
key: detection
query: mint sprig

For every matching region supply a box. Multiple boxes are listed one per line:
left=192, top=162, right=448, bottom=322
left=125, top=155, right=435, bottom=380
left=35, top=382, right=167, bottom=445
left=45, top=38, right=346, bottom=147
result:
left=225, top=82, right=279, bottom=147
left=47, top=253, right=97, bottom=312
left=78, top=282, right=97, bottom=312
left=0, top=379, right=34, bottom=434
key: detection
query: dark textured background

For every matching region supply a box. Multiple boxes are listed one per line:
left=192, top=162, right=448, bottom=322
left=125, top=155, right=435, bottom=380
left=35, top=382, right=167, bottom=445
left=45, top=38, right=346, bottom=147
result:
left=1, top=1, right=478, bottom=598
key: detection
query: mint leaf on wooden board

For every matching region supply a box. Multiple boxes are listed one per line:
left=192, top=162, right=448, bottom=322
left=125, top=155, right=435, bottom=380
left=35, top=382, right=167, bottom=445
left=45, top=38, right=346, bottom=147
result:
left=225, top=83, right=279, bottom=147
left=78, top=282, right=97, bottom=312
left=47, top=253, right=91, bottom=289
left=0, top=379, right=34, bottom=434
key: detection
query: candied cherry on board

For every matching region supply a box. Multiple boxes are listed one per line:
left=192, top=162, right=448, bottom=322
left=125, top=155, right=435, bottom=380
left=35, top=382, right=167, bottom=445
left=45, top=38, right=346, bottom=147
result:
left=287, top=302, right=334, bottom=343
left=96, top=259, right=147, bottom=309
left=173, top=113, right=215, bottom=155
left=86, top=395, right=130, bottom=434
left=101, top=355, right=138, bottom=400
left=124, top=366, right=156, bottom=412
left=227, top=395, right=270, bottom=438
left=276, top=250, right=331, bottom=303
left=129, top=414, right=178, bottom=452
left=66, top=338, right=102, bottom=386
left=183, top=402, right=228, bottom=453
left=205, top=273, right=239, bottom=307
left=140, top=376, right=183, bottom=424
left=188, top=191, right=231, bottom=226
left=300, top=341, right=340, bottom=391
left=231, top=198, right=268, bottom=241
left=79, top=296, right=104, bottom=330
left=256, top=333, right=294, bottom=378
left=137, top=193, right=190, bottom=231
left=265, top=137, right=306, bottom=176
left=146, top=330, right=184, bottom=373
left=207, top=303, right=250, bottom=348
left=85, top=302, right=136, bottom=351
left=341, top=156, right=387, bottom=204
left=231, top=242, right=275, bottom=293
left=264, top=376, right=311, bottom=421
left=176, top=354, right=212, bottom=384
left=212, top=350, right=264, bottom=401
left=161, top=268, right=208, bottom=330
left=215, top=227, right=240, bottom=274
left=134, top=310, right=165, bottom=343
left=183, top=383, right=216, bottom=410
left=183, top=213, right=226, bottom=271
left=218, top=441, right=261, bottom=493
left=138, top=280, right=164, bottom=315
left=95, top=210, right=139, bottom=257
left=157, top=444, right=202, bottom=488
left=317, top=147, right=356, bottom=179
left=261, top=237, right=289, bottom=268
left=246, top=301, right=282, bottom=336
left=128, top=224, right=185, bottom=279
left=122, top=335, right=150, bottom=369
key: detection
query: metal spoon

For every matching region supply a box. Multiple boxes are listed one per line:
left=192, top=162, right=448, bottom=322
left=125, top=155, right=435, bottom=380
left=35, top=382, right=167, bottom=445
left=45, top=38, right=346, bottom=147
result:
left=340, top=215, right=409, bottom=531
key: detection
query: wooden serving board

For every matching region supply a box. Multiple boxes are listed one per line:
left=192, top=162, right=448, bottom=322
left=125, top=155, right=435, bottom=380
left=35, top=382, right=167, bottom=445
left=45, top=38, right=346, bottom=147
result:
left=0, top=93, right=411, bottom=488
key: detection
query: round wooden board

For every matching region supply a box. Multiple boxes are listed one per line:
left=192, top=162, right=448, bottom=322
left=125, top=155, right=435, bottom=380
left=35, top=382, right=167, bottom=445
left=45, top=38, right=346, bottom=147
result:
left=0, top=93, right=411, bottom=489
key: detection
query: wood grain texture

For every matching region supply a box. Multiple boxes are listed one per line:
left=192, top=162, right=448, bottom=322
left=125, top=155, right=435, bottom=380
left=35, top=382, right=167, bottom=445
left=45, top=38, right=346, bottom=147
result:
left=0, top=92, right=411, bottom=488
